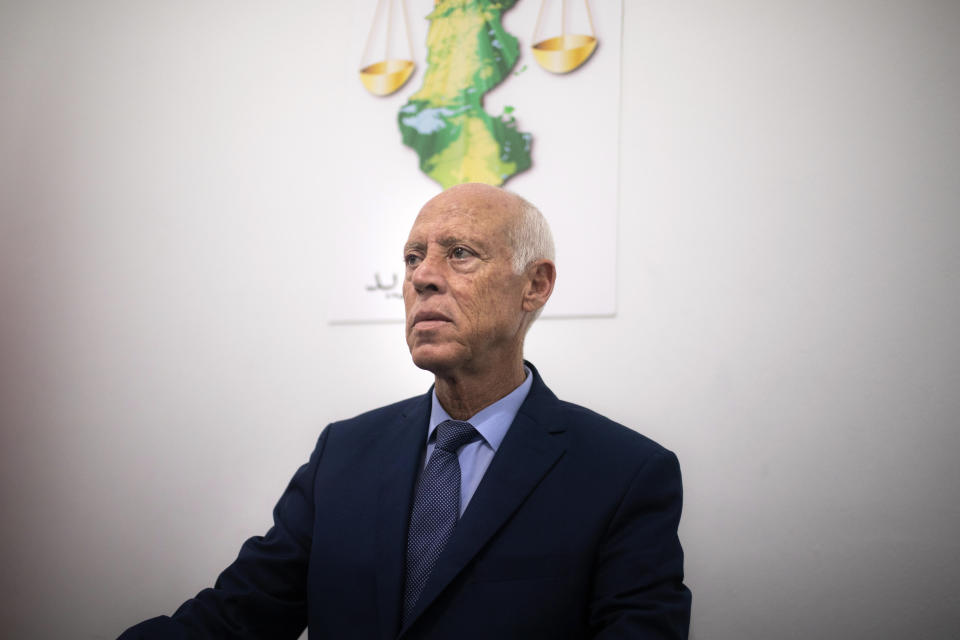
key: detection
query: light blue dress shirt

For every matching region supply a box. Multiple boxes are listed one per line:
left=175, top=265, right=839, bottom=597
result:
left=424, top=367, right=533, bottom=516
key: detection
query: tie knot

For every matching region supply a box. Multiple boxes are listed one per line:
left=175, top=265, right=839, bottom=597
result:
left=434, top=420, right=478, bottom=453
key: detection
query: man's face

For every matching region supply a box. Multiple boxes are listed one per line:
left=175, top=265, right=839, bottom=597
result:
left=403, top=185, right=528, bottom=377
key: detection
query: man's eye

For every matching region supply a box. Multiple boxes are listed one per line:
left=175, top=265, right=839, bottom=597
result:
left=404, top=254, right=421, bottom=267
left=450, top=247, right=472, bottom=260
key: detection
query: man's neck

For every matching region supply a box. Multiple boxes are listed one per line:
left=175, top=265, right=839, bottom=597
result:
left=433, top=360, right=527, bottom=420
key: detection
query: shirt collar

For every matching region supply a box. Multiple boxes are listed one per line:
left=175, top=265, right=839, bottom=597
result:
left=428, top=366, right=533, bottom=452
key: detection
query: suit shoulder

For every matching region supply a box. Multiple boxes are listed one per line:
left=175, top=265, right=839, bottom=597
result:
left=553, top=399, right=676, bottom=461
left=328, top=394, right=425, bottom=430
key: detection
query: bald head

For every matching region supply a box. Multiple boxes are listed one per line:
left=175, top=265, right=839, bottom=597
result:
left=416, top=183, right=555, bottom=275
left=426, top=182, right=519, bottom=215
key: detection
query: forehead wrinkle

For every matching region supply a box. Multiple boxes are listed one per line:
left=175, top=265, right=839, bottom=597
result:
left=436, top=235, right=479, bottom=248
left=409, top=199, right=514, bottom=254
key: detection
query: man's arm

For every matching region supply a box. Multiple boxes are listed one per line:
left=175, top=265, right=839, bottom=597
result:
left=118, top=427, right=329, bottom=640
left=589, top=448, right=692, bottom=639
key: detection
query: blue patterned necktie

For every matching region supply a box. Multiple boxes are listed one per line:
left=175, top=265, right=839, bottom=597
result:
left=402, top=419, right=479, bottom=624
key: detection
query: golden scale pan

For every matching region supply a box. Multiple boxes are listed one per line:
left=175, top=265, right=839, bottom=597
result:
left=531, top=0, right=598, bottom=74
left=359, top=0, right=416, bottom=97
left=359, top=0, right=597, bottom=97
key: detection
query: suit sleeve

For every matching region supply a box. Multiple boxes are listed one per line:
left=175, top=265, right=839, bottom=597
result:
left=588, top=449, right=692, bottom=639
left=118, top=427, right=330, bottom=640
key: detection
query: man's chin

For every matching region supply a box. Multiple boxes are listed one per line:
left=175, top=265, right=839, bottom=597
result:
left=409, top=346, right=462, bottom=375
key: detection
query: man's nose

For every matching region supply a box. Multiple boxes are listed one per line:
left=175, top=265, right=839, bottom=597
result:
left=410, top=254, right=445, bottom=293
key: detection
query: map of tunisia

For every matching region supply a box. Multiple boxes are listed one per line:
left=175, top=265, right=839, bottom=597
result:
left=398, top=0, right=532, bottom=188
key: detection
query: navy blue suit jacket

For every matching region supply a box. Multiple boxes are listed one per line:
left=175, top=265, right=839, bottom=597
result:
left=121, top=364, right=691, bottom=639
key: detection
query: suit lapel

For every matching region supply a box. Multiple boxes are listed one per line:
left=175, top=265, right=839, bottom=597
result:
left=399, top=369, right=567, bottom=633
left=375, top=392, right=431, bottom=640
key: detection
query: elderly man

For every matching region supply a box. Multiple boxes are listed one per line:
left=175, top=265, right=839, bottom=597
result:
left=120, top=183, right=691, bottom=639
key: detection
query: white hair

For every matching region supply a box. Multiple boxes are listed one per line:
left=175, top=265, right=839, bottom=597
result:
left=508, top=196, right=555, bottom=274
left=505, top=195, right=555, bottom=325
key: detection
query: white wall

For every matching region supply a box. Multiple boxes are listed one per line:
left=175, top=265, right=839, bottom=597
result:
left=2, top=1, right=958, bottom=638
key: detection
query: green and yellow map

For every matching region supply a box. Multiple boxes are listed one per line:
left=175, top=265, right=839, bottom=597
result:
left=398, top=0, right=532, bottom=188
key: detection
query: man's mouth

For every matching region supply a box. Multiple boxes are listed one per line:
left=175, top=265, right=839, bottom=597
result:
left=412, top=311, right=452, bottom=328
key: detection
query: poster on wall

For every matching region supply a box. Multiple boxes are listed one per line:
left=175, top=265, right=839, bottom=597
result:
left=329, top=0, right=621, bottom=323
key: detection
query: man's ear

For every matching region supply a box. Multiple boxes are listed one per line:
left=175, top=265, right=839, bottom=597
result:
left=521, top=259, right=556, bottom=312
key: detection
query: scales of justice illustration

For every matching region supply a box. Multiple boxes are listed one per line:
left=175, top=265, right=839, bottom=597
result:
left=358, top=0, right=600, bottom=97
